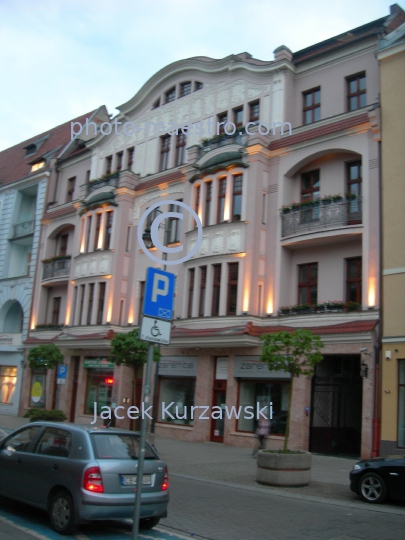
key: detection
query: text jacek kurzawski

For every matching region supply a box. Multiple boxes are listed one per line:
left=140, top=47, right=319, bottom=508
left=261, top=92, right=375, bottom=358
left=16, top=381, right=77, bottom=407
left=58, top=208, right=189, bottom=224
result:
left=91, top=402, right=273, bottom=424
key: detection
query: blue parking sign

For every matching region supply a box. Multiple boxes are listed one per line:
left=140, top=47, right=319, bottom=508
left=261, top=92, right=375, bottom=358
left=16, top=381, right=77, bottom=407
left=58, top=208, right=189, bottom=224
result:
left=57, top=364, right=67, bottom=385
left=143, top=267, right=176, bottom=320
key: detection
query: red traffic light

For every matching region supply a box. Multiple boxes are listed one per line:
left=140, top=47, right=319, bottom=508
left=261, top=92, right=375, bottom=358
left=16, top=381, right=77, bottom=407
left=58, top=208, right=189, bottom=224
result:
left=104, top=377, right=114, bottom=385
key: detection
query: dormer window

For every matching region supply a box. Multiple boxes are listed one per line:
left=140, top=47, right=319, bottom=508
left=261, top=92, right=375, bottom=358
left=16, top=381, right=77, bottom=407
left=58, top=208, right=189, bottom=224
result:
left=25, top=144, right=36, bottom=156
left=31, top=160, right=45, bottom=172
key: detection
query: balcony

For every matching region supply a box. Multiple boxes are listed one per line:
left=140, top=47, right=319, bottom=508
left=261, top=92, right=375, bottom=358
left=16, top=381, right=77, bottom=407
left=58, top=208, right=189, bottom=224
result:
left=198, top=132, right=246, bottom=156
left=12, top=219, right=35, bottom=239
left=86, top=172, right=119, bottom=195
left=42, top=256, right=71, bottom=281
left=281, top=198, right=362, bottom=239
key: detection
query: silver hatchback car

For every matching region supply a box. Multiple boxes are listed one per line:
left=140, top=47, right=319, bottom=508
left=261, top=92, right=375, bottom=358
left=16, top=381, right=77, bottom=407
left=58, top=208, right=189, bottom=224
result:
left=0, top=422, right=169, bottom=535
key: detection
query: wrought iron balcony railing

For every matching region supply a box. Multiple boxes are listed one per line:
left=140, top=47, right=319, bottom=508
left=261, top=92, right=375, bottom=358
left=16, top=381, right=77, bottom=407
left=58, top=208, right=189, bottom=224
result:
left=86, top=172, right=120, bottom=195
left=42, top=257, right=71, bottom=280
left=198, top=132, right=246, bottom=155
left=281, top=198, right=362, bottom=238
left=12, top=219, right=35, bottom=238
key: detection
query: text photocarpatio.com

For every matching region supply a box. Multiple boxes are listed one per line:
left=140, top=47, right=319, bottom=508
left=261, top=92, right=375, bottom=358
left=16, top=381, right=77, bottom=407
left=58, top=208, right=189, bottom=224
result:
left=91, top=401, right=274, bottom=424
left=71, top=118, right=292, bottom=141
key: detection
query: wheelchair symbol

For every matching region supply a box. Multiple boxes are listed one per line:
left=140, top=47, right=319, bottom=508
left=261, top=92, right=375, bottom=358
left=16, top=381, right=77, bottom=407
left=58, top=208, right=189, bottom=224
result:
left=151, top=320, right=161, bottom=337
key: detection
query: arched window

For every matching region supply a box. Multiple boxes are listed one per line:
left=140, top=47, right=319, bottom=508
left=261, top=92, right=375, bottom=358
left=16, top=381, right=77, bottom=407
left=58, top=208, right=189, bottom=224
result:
left=2, top=301, right=23, bottom=333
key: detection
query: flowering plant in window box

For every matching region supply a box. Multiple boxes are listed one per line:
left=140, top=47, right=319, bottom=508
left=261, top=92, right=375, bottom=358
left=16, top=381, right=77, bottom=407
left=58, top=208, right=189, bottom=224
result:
left=322, top=195, right=333, bottom=205
left=345, top=192, right=356, bottom=200
left=314, top=303, right=325, bottom=312
left=325, top=300, right=344, bottom=310
left=281, top=205, right=291, bottom=214
left=292, top=303, right=312, bottom=313
left=291, top=202, right=300, bottom=211
left=42, top=254, right=71, bottom=264
left=300, top=199, right=313, bottom=208
left=344, top=300, right=360, bottom=311
left=332, top=194, right=343, bottom=202
left=279, top=306, right=291, bottom=315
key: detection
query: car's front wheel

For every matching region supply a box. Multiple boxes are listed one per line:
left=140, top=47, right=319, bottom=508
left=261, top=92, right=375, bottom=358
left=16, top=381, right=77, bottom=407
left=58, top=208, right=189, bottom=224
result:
left=359, top=472, right=387, bottom=503
left=49, top=490, right=76, bottom=535
left=139, top=516, right=160, bottom=530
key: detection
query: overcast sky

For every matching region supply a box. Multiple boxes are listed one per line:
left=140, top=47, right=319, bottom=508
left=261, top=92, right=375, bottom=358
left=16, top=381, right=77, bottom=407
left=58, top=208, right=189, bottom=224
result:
left=0, top=0, right=394, bottom=151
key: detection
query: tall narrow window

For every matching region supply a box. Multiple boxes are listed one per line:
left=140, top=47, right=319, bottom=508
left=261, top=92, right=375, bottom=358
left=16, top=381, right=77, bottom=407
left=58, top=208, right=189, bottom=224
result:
left=160, top=135, right=171, bottom=171
left=347, top=161, right=362, bottom=221
left=194, top=185, right=201, bottom=227
left=234, top=107, right=243, bottom=128
left=52, top=297, right=61, bottom=326
left=346, top=258, right=362, bottom=304
left=188, top=269, right=195, bottom=318
left=175, top=133, right=186, bottom=166
left=72, top=286, right=78, bottom=325
left=347, top=73, right=366, bottom=111
left=301, top=170, right=320, bottom=222
left=199, top=266, right=207, bottom=317
left=86, top=216, right=92, bottom=253
left=217, top=112, right=228, bottom=134
left=303, top=87, right=321, bottom=124
left=204, top=181, right=212, bottom=226
left=105, top=156, right=112, bottom=175
left=167, top=201, right=182, bottom=244
left=227, top=263, right=239, bottom=315
left=261, top=193, right=266, bottom=224
left=212, top=264, right=222, bottom=316
left=119, top=299, right=124, bottom=325
left=258, top=284, right=262, bottom=315
left=94, top=214, right=102, bottom=250
left=79, top=285, right=85, bottom=325
left=298, top=263, right=318, bottom=305
left=97, top=283, right=106, bottom=325
left=116, top=151, right=123, bottom=171
left=86, top=170, right=91, bottom=183
left=127, top=147, right=134, bottom=169
left=58, top=234, right=68, bottom=257
left=398, top=361, right=405, bottom=448
left=232, top=175, right=243, bottom=221
left=138, top=281, right=145, bottom=324
left=66, top=176, right=76, bottom=203
left=217, top=178, right=226, bottom=223
left=125, top=226, right=131, bottom=252
left=87, top=283, right=95, bottom=325
left=104, top=211, right=113, bottom=250
left=249, top=101, right=260, bottom=122
left=165, top=87, right=176, bottom=103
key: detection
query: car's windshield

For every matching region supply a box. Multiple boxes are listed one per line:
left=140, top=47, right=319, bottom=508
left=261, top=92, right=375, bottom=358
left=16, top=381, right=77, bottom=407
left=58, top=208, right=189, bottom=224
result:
left=90, top=433, right=157, bottom=460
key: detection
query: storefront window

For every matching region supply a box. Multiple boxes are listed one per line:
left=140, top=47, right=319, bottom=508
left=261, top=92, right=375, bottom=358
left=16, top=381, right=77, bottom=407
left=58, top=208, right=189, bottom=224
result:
left=0, top=366, right=17, bottom=404
left=237, top=380, right=290, bottom=435
left=398, top=361, right=405, bottom=448
left=157, top=378, right=196, bottom=425
left=30, top=371, right=46, bottom=408
left=84, top=369, right=113, bottom=415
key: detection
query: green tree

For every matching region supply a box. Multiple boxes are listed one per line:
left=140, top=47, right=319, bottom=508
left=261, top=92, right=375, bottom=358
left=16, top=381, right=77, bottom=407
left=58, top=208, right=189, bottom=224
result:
left=260, top=329, right=324, bottom=452
left=28, top=343, right=64, bottom=370
left=109, top=329, right=161, bottom=426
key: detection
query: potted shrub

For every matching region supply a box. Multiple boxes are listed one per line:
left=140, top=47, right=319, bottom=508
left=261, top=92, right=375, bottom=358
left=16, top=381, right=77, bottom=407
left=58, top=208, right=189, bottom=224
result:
left=24, top=409, right=67, bottom=422
left=257, top=329, right=323, bottom=487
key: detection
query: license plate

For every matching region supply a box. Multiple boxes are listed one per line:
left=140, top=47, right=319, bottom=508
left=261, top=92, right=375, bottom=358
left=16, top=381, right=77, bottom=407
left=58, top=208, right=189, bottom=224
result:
left=121, top=475, right=151, bottom=486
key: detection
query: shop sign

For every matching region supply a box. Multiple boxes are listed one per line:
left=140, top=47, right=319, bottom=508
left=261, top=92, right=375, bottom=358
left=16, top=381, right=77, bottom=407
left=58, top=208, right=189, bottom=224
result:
left=159, top=356, right=198, bottom=377
left=234, top=356, right=291, bottom=379
left=84, top=358, right=114, bottom=369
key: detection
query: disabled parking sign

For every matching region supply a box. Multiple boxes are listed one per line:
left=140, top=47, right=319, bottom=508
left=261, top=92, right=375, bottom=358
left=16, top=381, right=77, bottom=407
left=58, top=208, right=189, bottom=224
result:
left=142, top=267, right=176, bottom=320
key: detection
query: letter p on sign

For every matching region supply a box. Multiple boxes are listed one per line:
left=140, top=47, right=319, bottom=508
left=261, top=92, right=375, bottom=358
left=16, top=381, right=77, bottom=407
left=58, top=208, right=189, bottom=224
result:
left=152, top=274, right=169, bottom=302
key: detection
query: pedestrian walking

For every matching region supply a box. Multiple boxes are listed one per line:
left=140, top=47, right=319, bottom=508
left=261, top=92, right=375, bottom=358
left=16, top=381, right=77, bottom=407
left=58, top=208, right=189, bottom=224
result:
left=252, top=402, right=271, bottom=458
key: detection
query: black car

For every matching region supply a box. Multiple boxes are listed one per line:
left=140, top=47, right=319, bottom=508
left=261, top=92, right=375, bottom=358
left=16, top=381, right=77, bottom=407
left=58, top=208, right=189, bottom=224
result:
left=350, top=454, right=405, bottom=503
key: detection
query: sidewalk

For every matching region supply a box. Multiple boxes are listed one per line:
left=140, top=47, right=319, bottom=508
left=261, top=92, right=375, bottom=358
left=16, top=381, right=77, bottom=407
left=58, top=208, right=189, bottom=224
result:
left=154, top=436, right=359, bottom=503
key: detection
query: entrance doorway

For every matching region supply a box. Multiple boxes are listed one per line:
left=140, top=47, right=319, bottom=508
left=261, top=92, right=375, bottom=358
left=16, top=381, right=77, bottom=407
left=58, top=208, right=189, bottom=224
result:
left=310, top=355, right=363, bottom=456
left=211, top=380, right=227, bottom=442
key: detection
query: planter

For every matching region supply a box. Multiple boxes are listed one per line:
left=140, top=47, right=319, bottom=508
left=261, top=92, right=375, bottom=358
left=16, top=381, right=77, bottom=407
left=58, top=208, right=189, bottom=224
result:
left=282, top=208, right=291, bottom=214
left=322, top=199, right=332, bottom=205
left=256, top=451, right=312, bottom=487
left=291, top=206, right=300, bottom=212
left=332, top=197, right=343, bottom=203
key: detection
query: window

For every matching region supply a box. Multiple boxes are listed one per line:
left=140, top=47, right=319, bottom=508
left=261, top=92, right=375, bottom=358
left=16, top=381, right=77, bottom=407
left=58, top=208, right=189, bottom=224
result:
left=194, top=185, right=201, bottom=227
left=165, top=87, right=176, bottom=104
left=347, top=73, right=366, bottom=111
left=347, top=161, right=362, bottom=220
left=232, top=175, right=243, bottom=221
left=199, top=266, right=207, bottom=316
left=180, top=82, right=191, bottom=97
left=86, top=170, right=91, bottom=183
left=301, top=170, right=320, bottom=222
left=212, top=264, right=221, bottom=316
left=86, top=216, right=92, bottom=252
left=0, top=366, right=18, bottom=404
left=87, top=283, right=95, bottom=325
left=298, top=263, right=318, bottom=305
left=249, top=101, right=260, bottom=122
left=116, top=151, right=123, bottom=171
left=25, top=144, right=36, bottom=156
left=175, top=133, right=186, bottom=166
left=217, top=112, right=228, bottom=134
left=399, top=361, right=405, bottom=447
left=160, top=135, right=171, bottom=171
left=2, top=425, right=42, bottom=452
left=58, top=234, right=68, bottom=257
left=66, top=176, right=76, bottom=202
left=125, top=226, right=131, bottom=251
left=31, top=160, right=45, bottom=172
left=104, top=211, right=113, bottom=250
left=217, top=178, right=226, bottom=223
left=97, top=283, right=106, bottom=325
left=152, top=98, right=160, bottom=109
left=188, top=269, right=195, bottom=318
left=52, top=297, right=61, bottom=325
left=138, top=281, right=145, bottom=324
left=119, top=299, right=124, bottom=325
left=30, top=372, right=46, bottom=408
left=227, top=263, right=239, bottom=315
left=35, top=427, right=71, bottom=458
left=237, top=380, right=289, bottom=434
left=94, top=213, right=102, bottom=250
left=85, top=369, right=113, bottom=415
left=79, top=285, right=85, bottom=325
left=105, top=156, right=112, bottom=175
left=167, top=201, right=182, bottom=244
left=157, top=378, right=196, bottom=425
left=195, top=81, right=203, bottom=91
left=204, top=181, right=212, bottom=226
left=258, top=284, right=263, bottom=315
left=261, top=193, right=266, bottom=224
left=234, top=107, right=243, bottom=128
left=91, top=433, right=155, bottom=459
left=303, top=87, right=321, bottom=124
left=127, top=147, right=134, bottom=169
left=346, top=258, right=362, bottom=304
left=72, top=286, right=78, bottom=325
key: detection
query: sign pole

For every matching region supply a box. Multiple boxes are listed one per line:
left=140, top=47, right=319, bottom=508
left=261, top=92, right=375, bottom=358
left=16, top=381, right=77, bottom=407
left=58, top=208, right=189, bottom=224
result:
left=132, top=342, right=154, bottom=540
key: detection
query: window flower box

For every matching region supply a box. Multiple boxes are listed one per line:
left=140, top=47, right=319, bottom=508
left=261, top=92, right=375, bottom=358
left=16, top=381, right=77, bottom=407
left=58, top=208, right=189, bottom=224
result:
left=322, top=196, right=332, bottom=205
left=332, top=194, right=343, bottom=202
left=345, top=192, right=356, bottom=200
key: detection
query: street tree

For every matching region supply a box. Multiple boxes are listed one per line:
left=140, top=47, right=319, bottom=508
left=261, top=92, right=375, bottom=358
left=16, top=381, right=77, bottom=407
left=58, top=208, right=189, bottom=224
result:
left=28, top=343, right=64, bottom=370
